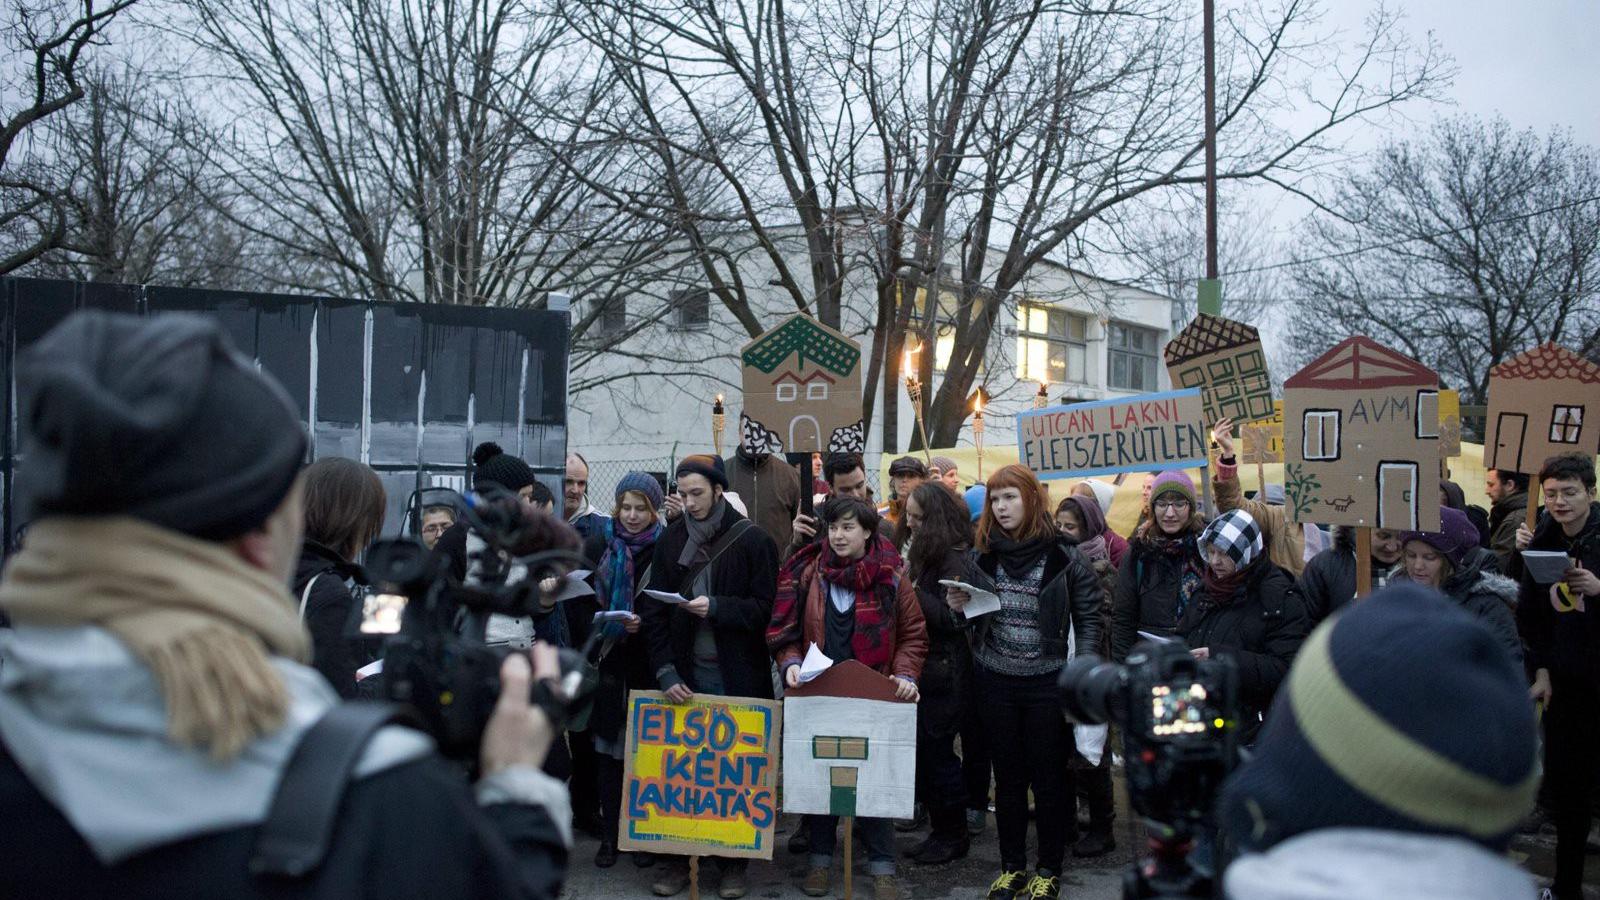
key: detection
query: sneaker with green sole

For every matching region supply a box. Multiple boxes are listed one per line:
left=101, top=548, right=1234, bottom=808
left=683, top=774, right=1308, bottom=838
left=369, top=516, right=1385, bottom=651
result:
left=985, top=870, right=1028, bottom=900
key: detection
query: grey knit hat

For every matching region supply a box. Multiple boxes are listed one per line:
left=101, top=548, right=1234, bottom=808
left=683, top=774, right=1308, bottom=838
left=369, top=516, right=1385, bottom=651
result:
left=616, top=471, right=664, bottom=509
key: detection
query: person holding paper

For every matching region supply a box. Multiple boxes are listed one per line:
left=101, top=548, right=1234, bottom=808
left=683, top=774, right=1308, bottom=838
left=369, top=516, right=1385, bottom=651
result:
left=1183, top=509, right=1309, bottom=747
left=901, top=482, right=980, bottom=864
left=1514, top=452, right=1600, bottom=900
left=574, top=472, right=664, bottom=870
left=637, top=454, right=778, bottom=899
left=768, top=496, right=927, bottom=900
left=1390, top=507, right=1521, bottom=667
left=1110, top=471, right=1206, bottom=663
left=945, top=464, right=1103, bottom=900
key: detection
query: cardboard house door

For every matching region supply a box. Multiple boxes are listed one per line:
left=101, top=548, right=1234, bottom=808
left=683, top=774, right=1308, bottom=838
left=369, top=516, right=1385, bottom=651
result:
left=789, top=415, right=822, bottom=450
left=1492, top=412, right=1528, bottom=473
left=1378, top=462, right=1419, bottom=531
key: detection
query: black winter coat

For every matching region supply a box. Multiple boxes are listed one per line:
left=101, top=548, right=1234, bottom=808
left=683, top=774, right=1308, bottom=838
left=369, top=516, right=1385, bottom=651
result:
left=0, top=743, right=567, bottom=900
left=910, top=544, right=973, bottom=734
left=293, top=540, right=375, bottom=699
left=960, top=537, right=1105, bottom=663
left=1110, top=531, right=1205, bottom=662
left=1177, top=558, right=1309, bottom=744
left=576, top=530, right=660, bottom=743
left=1392, top=557, right=1522, bottom=668
left=639, top=503, right=779, bottom=700
left=1297, top=527, right=1389, bottom=628
left=1517, top=502, right=1600, bottom=689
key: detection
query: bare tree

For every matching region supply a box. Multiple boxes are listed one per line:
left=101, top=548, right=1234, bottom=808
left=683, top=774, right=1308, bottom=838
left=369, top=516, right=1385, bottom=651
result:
left=19, top=64, right=252, bottom=286
left=562, top=0, right=1450, bottom=450
left=1287, top=116, right=1600, bottom=403
left=1, top=0, right=140, bottom=273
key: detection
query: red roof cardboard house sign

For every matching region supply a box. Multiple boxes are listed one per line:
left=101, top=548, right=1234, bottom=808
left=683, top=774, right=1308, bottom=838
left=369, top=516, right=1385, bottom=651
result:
left=1483, top=343, right=1600, bottom=475
left=781, top=660, right=916, bottom=821
left=1164, top=314, right=1276, bottom=426
left=1015, top=388, right=1209, bottom=480
left=740, top=314, right=865, bottom=455
left=1283, top=336, right=1440, bottom=531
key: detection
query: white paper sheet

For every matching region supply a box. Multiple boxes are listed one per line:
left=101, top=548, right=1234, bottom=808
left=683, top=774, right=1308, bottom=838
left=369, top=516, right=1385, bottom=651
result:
left=355, top=658, right=384, bottom=681
left=1137, top=630, right=1179, bottom=645
left=641, top=589, right=691, bottom=605
left=550, top=575, right=596, bottom=602
left=938, top=579, right=1002, bottom=618
left=593, top=610, right=636, bottom=625
left=797, top=642, right=834, bottom=683
left=1521, top=550, right=1574, bottom=584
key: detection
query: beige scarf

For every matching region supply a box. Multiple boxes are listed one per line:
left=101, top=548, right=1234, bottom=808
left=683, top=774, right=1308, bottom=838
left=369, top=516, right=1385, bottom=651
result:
left=0, top=517, right=311, bottom=760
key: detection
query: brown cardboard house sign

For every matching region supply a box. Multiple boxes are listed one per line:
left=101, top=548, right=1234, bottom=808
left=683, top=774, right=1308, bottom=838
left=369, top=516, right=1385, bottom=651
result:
left=1483, top=343, right=1600, bottom=475
left=1164, top=314, right=1276, bottom=426
left=740, top=314, right=866, bottom=454
left=1283, top=336, right=1440, bottom=532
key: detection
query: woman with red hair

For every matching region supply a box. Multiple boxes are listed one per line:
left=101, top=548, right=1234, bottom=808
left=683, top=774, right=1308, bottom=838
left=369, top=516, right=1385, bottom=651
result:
left=946, top=464, right=1105, bottom=900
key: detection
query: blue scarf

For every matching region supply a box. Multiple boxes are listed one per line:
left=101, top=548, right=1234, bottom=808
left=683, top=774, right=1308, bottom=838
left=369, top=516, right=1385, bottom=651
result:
left=597, top=518, right=663, bottom=638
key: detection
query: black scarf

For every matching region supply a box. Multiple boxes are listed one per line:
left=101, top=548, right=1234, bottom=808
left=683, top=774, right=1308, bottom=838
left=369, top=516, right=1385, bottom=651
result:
left=989, top=534, right=1053, bottom=578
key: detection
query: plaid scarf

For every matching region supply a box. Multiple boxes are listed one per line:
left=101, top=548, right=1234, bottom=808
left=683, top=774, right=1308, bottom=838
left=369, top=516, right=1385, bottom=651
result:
left=596, top=517, right=663, bottom=638
left=768, top=534, right=901, bottom=669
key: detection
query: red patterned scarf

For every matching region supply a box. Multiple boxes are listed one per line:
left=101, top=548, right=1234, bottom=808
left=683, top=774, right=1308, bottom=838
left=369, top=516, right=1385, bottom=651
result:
left=767, top=534, right=902, bottom=670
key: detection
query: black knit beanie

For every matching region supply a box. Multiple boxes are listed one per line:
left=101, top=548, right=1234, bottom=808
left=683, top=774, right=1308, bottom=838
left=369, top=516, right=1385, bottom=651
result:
left=16, top=311, right=307, bottom=540
left=1219, top=582, right=1537, bottom=853
left=472, top=442, right=535, bottom=493
left=675, top=454, right=728, bottom=490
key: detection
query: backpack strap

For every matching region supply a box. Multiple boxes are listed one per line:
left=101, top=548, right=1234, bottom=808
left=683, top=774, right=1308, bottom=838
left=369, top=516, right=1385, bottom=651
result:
left=250, top=702, right=418, bottom=878
left=297, top=573, right=322, bottom=621
left=677, top=518, right=755, bottom=595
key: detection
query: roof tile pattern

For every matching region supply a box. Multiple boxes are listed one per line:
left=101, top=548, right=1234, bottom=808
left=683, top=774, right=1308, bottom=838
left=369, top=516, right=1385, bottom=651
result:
left=1490, top=343, right=1600, bottom=385
left=1164, top=313, right=1261, bottom=364
left=742, top=314, right=861, bottom=375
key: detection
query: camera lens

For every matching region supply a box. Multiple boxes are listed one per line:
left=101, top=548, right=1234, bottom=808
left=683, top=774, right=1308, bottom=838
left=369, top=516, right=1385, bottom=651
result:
left=1058, top=654, right=1123, bottom=725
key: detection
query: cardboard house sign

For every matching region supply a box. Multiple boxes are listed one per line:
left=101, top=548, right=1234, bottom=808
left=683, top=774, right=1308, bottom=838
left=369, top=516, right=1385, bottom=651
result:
left=1164, top=314, right=1276, bottom=426
left=620, top=691, right=781, bottom=859
left=1015, top=388, right=1209, bottom=480
left=1240, top=400, right=1285, bottom=465
left=1283, top=336, right=1440, bottom=532
left=781, top=660, right=916, bottom=821
left=740, top=314, right=865, bottom=455
left=1483, top=343, right=1600, bottom=475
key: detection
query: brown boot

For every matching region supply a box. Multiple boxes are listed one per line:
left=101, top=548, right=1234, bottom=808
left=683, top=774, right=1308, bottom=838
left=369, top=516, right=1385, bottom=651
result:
left=801, top=867, right=831, bottom=897
left=651, top=862, right=691, bottom=897
left=873, top=874, right=900, bottom=900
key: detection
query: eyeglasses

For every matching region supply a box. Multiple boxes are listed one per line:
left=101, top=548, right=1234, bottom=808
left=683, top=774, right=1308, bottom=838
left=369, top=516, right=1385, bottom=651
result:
left=1153, top=499, right=1190, bottom=512
left=421, top=522, right=452, bottom=536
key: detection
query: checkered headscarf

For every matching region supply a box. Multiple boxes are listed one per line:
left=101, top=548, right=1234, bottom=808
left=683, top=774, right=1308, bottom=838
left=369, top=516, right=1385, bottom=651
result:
left=1200, top=509, right=1263, bottom=569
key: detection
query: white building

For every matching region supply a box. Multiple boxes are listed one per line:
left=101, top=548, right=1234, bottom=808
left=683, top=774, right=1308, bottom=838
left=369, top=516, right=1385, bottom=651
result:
left=566, top=225, right=1178, bottom=489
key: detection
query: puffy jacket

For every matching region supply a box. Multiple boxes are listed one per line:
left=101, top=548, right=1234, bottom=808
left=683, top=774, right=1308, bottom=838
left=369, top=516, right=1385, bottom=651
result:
left=1178, top=558, right=1310, bottom=744
left=1111, top=527, right=1205, bottom=662
left=1298, top=527, right=1387, bottom=627
left=959, top=537, right=1104, bottom=661
left=1517, top=502, right=1600, bottom=689
left=1391, top=559, right=1522, bottom=668
left=1214, top=457, right=1305, bottom=576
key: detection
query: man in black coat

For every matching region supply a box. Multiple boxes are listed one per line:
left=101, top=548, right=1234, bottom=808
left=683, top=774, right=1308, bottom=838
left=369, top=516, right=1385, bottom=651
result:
left=0, top=311, right=570, bottom=900
left=1517, top=453, right=1600, bottom=900
left=638, top=454, right=779, bottom=898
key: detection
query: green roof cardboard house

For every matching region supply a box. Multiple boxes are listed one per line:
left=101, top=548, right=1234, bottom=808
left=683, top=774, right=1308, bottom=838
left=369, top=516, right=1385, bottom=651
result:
left=740, top=314, right=865, bottom=454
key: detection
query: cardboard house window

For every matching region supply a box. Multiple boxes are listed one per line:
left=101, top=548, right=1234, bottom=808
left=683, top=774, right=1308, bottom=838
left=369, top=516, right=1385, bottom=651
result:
left=671, top=288, right=711, bottom=330
left=1415, top=390, right=1440, bottom=439
left=806, top=382, right=828, bottom=400
left=1551, top=405, right=1584, bottom=443
left=1017, top=303, right=1087, bottom=385
left=776, top=383, right=798, bottom=402
left=1304, top=410, right=1341, bottom=461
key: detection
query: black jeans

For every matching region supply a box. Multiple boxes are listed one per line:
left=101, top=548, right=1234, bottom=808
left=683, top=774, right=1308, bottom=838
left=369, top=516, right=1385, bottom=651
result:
left=975, top=664, right=1074, bottom=873
left=568, top=728, right=601, bottom=826
left=961, top=688, right=993, bottom=813
left=917, top=689, right=969, bottom=840
left=1074, top=740, right=1114, bottom=831
left=1547, top=674, right=1600, bottom=899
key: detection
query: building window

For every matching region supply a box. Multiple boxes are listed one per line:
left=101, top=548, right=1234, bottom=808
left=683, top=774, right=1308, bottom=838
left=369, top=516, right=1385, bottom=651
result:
left=1551, top=405, right=1584, bottom=443
left=776, top=383, right=798, bottom=402
left=1107, top=322, right=1160, bottom=391
left=1304, top=410, right=1341, bottom=461
left=806, top=382, right=828, bottom=400
left=1016, top=303, right=1087, bottom=384
left=595, top=294, right=626, bottom=336
left=1415, top=390, right=1440, bottom=439
left=671, top=288, right=711, bottom=330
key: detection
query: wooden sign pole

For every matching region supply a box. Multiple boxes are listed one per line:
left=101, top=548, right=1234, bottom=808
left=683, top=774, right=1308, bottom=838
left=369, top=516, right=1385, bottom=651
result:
left=1256, top=458, right=1267, bottom=499
left=787, top=452, right=815, bottom=519
left=689, top=856, right=700, bottom=900
left=1355, top=528, right=1373, bottom=598
left=1526, top=488, right=1540, bottom=532
left=843, top=816, right=854, bottom=900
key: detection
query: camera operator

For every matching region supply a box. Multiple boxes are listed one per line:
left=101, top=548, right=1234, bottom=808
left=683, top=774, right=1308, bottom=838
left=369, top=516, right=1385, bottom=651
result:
left=1218, top=583, right=1538, bottom=899
left=0, top=312, right=572, bottom=898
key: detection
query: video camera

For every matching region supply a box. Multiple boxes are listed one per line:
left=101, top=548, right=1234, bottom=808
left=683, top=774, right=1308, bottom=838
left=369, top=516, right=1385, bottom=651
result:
left=359, top=485, right=599, bottom=762
left=1060, top=640, right=1240, bottom=900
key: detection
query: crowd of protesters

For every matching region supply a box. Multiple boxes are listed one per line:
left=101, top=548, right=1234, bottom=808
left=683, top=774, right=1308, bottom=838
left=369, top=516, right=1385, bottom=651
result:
left=0, top=311, right=1595, bottom=899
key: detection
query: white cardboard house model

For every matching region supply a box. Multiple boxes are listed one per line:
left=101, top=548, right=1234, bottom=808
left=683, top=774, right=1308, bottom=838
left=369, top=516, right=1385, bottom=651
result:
left=781, top=660, right=917, bottom=820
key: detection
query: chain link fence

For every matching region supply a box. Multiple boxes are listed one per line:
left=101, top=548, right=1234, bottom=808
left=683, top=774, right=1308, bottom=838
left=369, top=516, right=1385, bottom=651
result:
left=582, top=453, right=884, bottom=511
